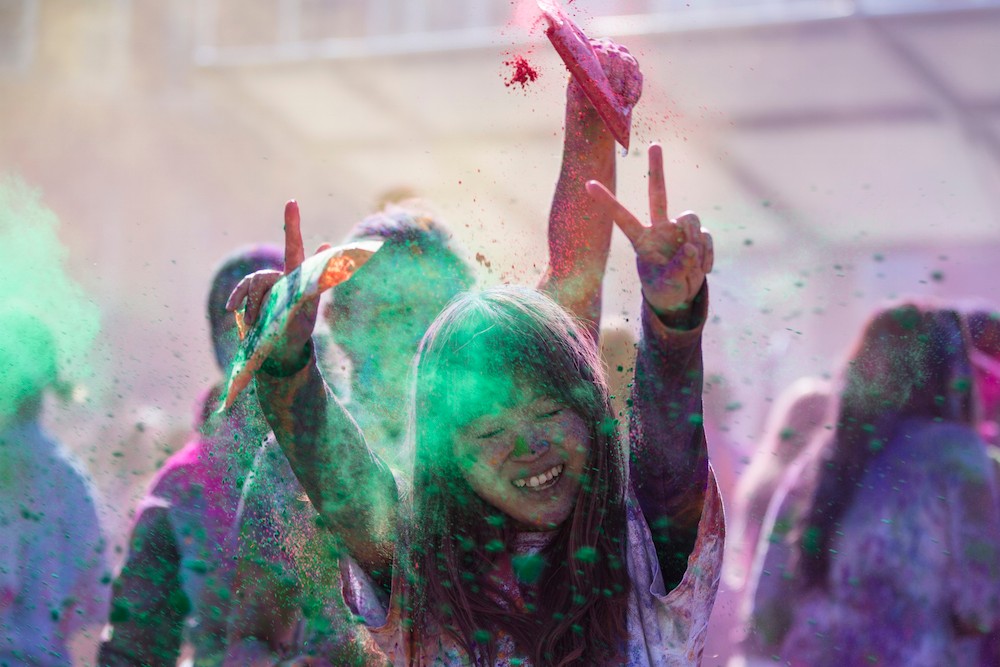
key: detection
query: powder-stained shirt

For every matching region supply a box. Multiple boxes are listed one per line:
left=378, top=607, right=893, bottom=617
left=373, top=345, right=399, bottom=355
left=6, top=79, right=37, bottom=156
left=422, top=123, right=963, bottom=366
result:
left=337, top=473, right=724, bottom=666
left=99, top=390, right=268, bottom=667
left=744, top=419, right=1000, bottom=667
left=248, top=288, right=724, bottom=665
left=0, top=419, right=108, bottom=667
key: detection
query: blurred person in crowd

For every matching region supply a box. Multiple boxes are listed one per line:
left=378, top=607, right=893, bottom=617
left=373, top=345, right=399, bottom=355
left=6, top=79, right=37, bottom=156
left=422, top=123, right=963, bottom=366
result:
left=965, top=307, right=1000, bottom=665
left=740, top=303, right=1000, bottom=666
left=726, top=376, right=831, bottom=589
left=968, top=308, right=1000, bottom=447
left=0, top=310, right=109, bottom=666
left=98, top=245, right=283, bottom=667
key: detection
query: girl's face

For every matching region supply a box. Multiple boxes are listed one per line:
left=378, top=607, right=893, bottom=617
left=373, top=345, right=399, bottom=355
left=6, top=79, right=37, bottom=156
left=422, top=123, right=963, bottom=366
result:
left=452, top=390, right=591, bottom=531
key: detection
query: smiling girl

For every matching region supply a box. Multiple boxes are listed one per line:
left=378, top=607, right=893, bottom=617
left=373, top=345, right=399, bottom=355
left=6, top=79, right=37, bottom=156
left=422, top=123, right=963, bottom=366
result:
left=228, top=144, right=723, bottom=666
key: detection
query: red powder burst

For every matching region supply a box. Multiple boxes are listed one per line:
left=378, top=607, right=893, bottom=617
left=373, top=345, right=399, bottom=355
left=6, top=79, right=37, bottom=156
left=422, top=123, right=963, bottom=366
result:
left=504, top=56, right=539, bottom=89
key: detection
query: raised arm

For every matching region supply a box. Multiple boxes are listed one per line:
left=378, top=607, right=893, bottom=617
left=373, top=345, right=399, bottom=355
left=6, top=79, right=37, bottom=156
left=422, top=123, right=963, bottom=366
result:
left=586, top=144, right=714, bottom=586
left=227, top=202, right=397, bottom=581
left=538, top=40, right=641, bottom=345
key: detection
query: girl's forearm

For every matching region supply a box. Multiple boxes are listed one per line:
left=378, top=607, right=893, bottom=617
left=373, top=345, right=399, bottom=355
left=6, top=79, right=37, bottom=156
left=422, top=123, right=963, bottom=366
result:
left=540, top=92, right=617, bottom=344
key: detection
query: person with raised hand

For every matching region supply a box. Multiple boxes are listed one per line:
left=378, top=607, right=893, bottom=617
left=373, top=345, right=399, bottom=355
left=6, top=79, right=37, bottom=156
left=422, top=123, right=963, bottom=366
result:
left=225, top=141, right=723, bottom=665
left=226, top=39, right=643, bottom=664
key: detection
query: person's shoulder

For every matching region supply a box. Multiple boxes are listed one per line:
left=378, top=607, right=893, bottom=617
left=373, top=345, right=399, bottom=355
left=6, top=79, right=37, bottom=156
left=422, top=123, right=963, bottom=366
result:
left=147, top=435, right=209, bottom=495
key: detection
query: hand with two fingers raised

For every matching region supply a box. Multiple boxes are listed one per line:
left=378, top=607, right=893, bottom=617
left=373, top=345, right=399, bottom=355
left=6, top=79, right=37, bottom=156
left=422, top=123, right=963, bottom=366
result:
left=585, top=143, right=713, bottom=316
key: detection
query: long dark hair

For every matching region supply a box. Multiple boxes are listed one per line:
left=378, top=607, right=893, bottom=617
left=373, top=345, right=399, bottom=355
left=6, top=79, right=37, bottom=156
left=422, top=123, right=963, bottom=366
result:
left=795, top=303, right=975, bottom=587
left=400, top=285, right=630, bottom=666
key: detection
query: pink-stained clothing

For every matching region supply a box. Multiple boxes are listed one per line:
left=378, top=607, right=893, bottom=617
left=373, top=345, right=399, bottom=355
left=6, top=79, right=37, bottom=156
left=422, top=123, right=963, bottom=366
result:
left=99, top=389, right=268, bottom=667
left=250, top=288, right=724, bottom=665
left=744, top=419, right=1000, bottom=667
left=0, top=419, right=109, bottom=666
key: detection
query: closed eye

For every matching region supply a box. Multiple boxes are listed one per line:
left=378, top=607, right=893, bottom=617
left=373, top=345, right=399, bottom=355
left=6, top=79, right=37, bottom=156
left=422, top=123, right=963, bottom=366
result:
left=477, top=427, right=505, bottom=439
left=537, top=407, right=563, bottom=419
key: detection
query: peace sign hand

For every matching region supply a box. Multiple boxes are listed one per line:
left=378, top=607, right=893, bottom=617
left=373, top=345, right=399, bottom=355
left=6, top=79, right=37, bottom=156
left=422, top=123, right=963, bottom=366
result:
left=585, top=143, right=713, bottom=315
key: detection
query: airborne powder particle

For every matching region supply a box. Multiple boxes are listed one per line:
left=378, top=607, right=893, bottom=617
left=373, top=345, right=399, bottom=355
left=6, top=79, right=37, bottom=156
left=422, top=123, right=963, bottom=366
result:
left=504, top=56, right=539, bottom=89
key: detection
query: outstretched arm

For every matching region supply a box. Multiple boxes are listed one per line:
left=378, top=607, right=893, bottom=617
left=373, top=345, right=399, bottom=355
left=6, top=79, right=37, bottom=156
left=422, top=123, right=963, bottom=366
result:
left=538, top=40, right=641, bottom=345
left=227, top=202, right=397, bottom=582
left=587, top=144, right=714, bottom=586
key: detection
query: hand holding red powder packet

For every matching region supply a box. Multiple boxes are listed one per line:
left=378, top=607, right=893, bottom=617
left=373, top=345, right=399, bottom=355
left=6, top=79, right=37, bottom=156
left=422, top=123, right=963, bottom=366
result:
left=538, top=0, right=636, bottom=149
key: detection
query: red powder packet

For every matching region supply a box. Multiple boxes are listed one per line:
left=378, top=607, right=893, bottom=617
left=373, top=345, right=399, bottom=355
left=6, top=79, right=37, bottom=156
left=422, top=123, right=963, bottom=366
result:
left=538, top=0, right=633, bottom=149
left=220, top=240, right=383, bottom=412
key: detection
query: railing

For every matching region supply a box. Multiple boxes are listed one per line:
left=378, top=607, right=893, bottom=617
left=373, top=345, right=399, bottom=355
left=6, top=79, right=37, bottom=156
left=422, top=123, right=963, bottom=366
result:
left=191, top=0, right=1000, bottom=67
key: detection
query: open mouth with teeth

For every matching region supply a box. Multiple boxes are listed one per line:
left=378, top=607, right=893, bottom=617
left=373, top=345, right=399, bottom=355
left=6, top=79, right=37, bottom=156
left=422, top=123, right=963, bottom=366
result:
left=512, top=463, right=565, bottom=491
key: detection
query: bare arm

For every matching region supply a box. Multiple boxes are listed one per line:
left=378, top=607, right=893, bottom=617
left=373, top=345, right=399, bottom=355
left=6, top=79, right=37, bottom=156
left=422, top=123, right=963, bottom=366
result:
left=538, top=40, right=641, bottom=344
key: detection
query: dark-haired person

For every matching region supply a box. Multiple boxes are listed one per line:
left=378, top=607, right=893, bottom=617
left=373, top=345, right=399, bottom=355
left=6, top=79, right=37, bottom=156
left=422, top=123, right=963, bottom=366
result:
left=99, top=246, right=282, bottom=667
left=224, top=39, right=659, bottom=665
left=742, top=303, right=1000, bottom=667
left=0, top=310, right=108, bottom=666
left=226, top=124, right=722, bottom=664
left=968, top=308, right=1000, bottom=448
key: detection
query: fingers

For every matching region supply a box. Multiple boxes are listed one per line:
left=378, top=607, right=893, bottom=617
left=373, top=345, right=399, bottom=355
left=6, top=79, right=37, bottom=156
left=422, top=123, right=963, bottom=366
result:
left=702, top=230, right=715, bottom=275
left=284, top=200, right=305, bottom=274
left=231, top=270, right=281, bottom=327
left=244, top=276, right=272, bottom=327
left=648, top=144, right=667, bottom=225
left=586, top=180, right=646, bottom=246
left=225, top=274, right=253, bottom=312
left=675, top=211, right=714, bottom=275
left=676, top=211, right=699, bottom=246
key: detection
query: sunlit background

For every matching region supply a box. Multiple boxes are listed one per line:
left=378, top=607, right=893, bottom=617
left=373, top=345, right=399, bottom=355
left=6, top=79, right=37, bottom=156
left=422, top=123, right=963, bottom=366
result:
left=2, top=0, right=998, bottom=662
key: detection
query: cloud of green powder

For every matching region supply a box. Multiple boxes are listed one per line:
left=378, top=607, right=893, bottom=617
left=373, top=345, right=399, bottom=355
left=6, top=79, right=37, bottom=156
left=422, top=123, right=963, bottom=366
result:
left=0, top=174, right=101, bottom=425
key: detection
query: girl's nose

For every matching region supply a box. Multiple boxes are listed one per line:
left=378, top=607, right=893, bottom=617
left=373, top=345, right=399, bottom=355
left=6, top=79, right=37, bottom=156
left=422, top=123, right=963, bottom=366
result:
left=511, top=435, right=550, bottom=461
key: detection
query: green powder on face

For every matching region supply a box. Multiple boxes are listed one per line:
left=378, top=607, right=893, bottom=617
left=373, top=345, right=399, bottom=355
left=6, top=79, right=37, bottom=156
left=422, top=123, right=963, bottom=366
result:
left=0, top=175, right=101, bottom=426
